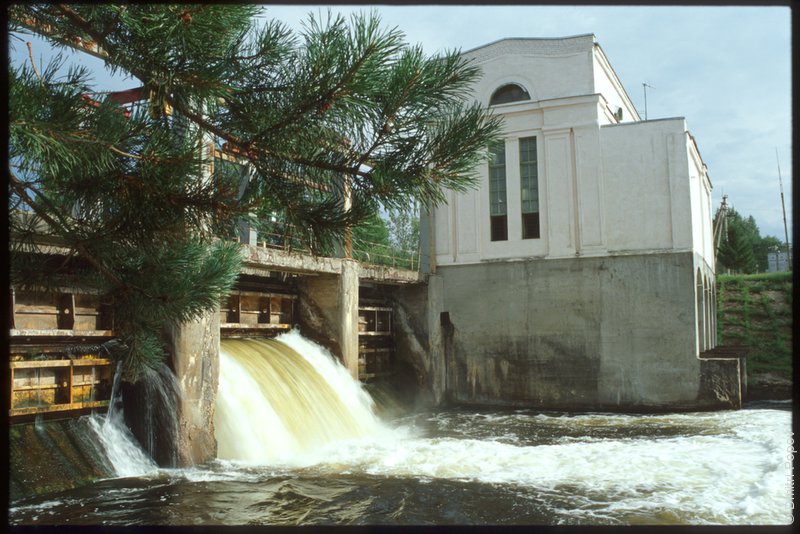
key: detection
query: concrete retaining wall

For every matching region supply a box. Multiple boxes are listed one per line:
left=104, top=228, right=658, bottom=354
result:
left=428, top=252, right=741, bottom=410
left=295, top=260, right=360, bottom=378
left=8, top=418, right=114, bottom=502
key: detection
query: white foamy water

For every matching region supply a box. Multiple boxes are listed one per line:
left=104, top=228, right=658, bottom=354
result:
left=84, top=362, right=158, bottom=478
left=298, top=408, right=793, bottom=525
left=215, top=331, right=388, bottom=465
left=213, top=331, right=792, bottom=525
left=87, top=412, right=158, bottom=478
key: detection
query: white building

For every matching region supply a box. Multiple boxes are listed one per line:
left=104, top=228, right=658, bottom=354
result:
left=417, top=35, right=742, bottom=409
left=767, top=249, right=791, bottom=272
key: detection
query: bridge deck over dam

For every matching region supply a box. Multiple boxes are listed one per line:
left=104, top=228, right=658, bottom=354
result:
left=240, top=243, right=423, bottom=285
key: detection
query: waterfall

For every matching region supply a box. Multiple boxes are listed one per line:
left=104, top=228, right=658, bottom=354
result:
left=87, top=362, right=158, bottom=477
left=120, top=361, right=182, bottom=467
left=215, top=330, right=386, bottom=465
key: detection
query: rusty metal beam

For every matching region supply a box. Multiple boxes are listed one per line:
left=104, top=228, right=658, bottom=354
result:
left=11, top=11, right=109, bottom=60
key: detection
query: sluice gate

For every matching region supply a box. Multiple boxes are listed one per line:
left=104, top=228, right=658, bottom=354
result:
left=358, top=302, right=394, bottom=381
left=219, top=273, right=400, bottom=384
left=219, top=273, right=299, bottom=338
left=220, top=290, right=298, bottom=336
left=9, top=288, right=115, bottom=421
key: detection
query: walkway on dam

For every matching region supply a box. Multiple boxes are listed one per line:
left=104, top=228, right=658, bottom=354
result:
left=11, top=206, right=424, bottom=285
left=240, top=242, right=423, bottom=284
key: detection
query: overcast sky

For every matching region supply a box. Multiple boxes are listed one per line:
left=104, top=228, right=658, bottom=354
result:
left=9, top=5, right=792, bottom=242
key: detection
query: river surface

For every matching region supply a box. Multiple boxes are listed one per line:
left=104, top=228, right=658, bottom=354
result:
left=8, top=401, right=794, bottom=526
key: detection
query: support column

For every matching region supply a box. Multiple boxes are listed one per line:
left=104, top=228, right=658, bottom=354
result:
left=426, top=273, right=447, bottom=405
left=339, top=259, right=360, bottom=379
left=167, top=308, right=220, bottom=466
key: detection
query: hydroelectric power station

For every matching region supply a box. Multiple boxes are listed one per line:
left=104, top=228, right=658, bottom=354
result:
left=7, top=31, right=760, bottom=521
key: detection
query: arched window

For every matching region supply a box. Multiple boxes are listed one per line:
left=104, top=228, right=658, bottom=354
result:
left=489, top=83, right=531, bottom=106
left=710, top=281, right=717, bottom=348
left=704, top=274, right=712, bottom=350
left=696, top=270, right=706, bottom=353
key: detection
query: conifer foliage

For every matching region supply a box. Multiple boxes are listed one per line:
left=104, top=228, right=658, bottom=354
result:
left=9, top=5, right=501, bottom=379
left=715, top=207, right=781, bottom=274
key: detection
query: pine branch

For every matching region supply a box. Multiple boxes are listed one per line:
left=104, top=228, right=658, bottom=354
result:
left=9, top=172, right=131, bottom=292
left=166, top=94, right=372, bottom=181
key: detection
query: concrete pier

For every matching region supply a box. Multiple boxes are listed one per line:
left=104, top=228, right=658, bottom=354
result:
left=338, top=260, right=360, bottom=378
left=166, top=309, right=220, bottom=466
left=295, top=260, right=361, bottom=379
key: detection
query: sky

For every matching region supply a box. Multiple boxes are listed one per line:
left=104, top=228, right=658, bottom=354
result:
left=9, top=5, right=793, bottom=243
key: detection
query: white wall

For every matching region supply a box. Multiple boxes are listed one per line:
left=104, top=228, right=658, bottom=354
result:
left=433, top=95, right=607, bottom=266
left=431, top=37, right=714, bottom=272
left=600, top=119, right=694, bottom=254
left=591, top=45, right=640, bottom=125
left=462, top=35, right=596, bottom=106
left=686, top=135, right=715, bottom=267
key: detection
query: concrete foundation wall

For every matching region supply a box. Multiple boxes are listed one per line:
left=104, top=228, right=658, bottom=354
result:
left=392, top=280, right=446, bottom=406
left=431, top=252, right=740, bottom=410
left=167, top=309, right=220, bottom=466
left=9, top=418, right=115, bottom=502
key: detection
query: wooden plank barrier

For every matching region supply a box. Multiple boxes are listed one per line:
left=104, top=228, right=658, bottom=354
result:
left=358, top=306, right=394, bottom=380
left=220, top=290, right=297, bottom=333
left=9, top=358, right=113, bottom=417
left=9, top=288, right=116, bottom=419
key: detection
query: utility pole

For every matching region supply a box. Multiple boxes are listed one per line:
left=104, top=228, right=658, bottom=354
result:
left=775, top=148, right=791, bottom=266
left=713, top=194, right=729, bottom=257
left=642, top=82, right=654, bottom=120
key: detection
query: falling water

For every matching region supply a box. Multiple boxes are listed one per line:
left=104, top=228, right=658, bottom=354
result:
left=87, top=362, right=158, bottom=477
left=120, top=361, right=182, bottom=466
left=215, top=330, right=386, bottom=464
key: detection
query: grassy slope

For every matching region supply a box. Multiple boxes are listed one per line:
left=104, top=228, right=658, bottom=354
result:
left=716, top=272, right=793, bottom=379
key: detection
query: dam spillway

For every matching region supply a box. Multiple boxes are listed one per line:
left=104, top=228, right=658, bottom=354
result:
left=215, top=331, right=386, bottom=464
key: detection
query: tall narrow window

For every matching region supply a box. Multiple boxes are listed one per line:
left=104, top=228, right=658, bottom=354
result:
left=519, top=136, right=540, bottom=239
left=488, top=140, right=508, bottom=241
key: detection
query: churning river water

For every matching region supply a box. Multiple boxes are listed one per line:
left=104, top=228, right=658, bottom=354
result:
left=8, top=332, right=794, bottom=526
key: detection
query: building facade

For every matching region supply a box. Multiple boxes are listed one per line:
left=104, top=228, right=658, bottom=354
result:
left=419, top=35, right=741, bottom=410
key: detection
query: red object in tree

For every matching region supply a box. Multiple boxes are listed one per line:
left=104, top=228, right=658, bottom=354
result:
left=82, top=86, right=148, bottom=119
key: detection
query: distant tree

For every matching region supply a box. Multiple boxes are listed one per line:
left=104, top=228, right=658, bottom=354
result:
left=715, top=206, right=784, bottom=273
left=716, top=208, right=758, bottom=274
left=387, top=202, right=420, bottom=253
left=9, top=4, right=501, bottom=379
left=352, top=211, right=391, bottom=248
left=739, top=214, right=762, bottom=249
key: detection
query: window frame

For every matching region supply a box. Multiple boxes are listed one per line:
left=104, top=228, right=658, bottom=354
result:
left=518, top=136, right=540, bottom=240
left=489, top=83, right=531, bottom=106
left=488, top=140, right=508, bottom=242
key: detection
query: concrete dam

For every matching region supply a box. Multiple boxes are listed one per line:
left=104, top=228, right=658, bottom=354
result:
left=9, top=237, right=746, bottom=502
left=6, top=26, right=783, bottom=526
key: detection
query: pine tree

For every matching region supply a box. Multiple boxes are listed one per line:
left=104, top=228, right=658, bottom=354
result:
left=717, top=213, right=758, bottom=274
left=387, top=202, right=421, bottom=254
left=9, top=5, right=501, bottom=379
left=714, top=206, right=780, bottom=274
